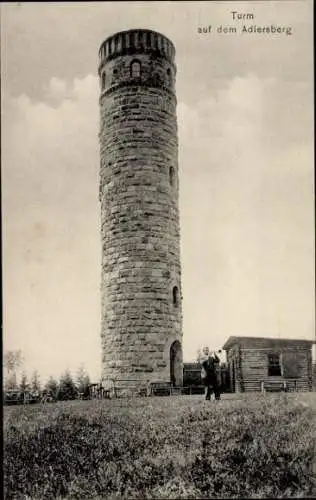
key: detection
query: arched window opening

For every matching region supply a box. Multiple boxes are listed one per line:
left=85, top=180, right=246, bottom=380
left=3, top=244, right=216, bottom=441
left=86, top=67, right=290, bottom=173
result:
left=138, top=32, right=144, bottom=50
left=166, top=67, right=173, bottom=86
left=170, top=340, right=183, bottom=387
left=112, top=68, right=118, bottom=84
left=101, top=72, right=106, bottom=90
left=130, top=60, right=141, bottom=78
left=172, top=286, right=179, bottom=307
left=169, top=166, right=175, bottom=186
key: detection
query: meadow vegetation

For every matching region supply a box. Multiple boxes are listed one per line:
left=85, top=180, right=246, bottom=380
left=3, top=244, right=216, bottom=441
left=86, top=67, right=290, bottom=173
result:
left=4, top=393, right=316, bottom=499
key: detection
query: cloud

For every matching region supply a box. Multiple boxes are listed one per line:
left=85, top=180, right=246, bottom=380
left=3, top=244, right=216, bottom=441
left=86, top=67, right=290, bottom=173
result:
left=3, top=74, right=99, bottom=205
left=44, top=77, right=69, bottom=103
left=3, top=75, right=101, bottom=381
left=178, top=73, right=314, bottom=354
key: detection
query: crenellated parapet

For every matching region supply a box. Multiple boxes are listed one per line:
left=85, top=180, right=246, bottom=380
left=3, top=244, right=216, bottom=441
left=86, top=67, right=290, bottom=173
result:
left=98, top=29, right=177, bottom=97
left=99, top=29, right=175, bottom=64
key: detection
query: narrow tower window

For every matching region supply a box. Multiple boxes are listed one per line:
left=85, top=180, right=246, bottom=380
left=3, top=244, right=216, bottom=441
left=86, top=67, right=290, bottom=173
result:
left=101, top=72, right=106, bottom=90
left=138, top=32, right=144, bottom=49
left=167, top=67, right=173, bottom=86
left=172, top=286, right=179, bottom=307
left=112, top=68, right=118, bottom=84
left=131, top=60, right=141, bottom=78
left=169, top=166, right=175, bottom=186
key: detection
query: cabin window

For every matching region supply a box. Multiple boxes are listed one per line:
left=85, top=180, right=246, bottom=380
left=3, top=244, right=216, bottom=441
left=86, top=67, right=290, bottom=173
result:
left=268, top=353, right=281, bottom=376
left=130, top=60, right=141, bottom=78
left=169, top=166, right=175, bottom=186
left=101, top=72, right=106, bottom=90
left=172, top=286, right=179, bottom=307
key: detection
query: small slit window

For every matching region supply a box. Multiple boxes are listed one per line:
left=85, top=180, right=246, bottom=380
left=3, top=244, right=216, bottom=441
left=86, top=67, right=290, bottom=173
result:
left=131, top=60, right=141, bottom=78
left=169, top=166, right=175, bottom=186
left=172, top=286, right=179, bottom=307
left=268, top=353, right=282, bottom=376
left=101, top=72, right=106, bottom=90
left=167, top=68, right=172, bottom=86
left=112, top=68, right=118, bottom=83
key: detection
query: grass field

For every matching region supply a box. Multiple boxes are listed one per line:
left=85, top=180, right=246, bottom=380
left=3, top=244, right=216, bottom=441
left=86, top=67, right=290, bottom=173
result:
left=4, top=392, right=316, bottom=499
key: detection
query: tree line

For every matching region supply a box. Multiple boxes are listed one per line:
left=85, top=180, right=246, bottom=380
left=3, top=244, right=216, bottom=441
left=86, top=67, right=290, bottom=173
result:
left=4, top=350, right=91, bottom=401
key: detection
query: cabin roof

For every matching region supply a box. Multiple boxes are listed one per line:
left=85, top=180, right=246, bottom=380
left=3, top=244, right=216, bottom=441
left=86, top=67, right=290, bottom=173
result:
left=222, top=336, right=315, bottom=351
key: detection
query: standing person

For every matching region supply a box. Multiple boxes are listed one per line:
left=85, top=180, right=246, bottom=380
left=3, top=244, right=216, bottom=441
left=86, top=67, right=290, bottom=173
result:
left=201, top=347, right=221, bottom=401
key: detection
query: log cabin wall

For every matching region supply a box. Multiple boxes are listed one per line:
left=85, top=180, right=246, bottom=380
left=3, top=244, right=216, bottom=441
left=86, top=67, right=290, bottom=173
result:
left=227, top=345, right=243, bottom=392
left=240, top=349, right=266, bottom=392
left=226, top=347, right=235, bottom=392
left=240, top=348, right=311, bottom=392
left=223, top=337, right=314, bottom=393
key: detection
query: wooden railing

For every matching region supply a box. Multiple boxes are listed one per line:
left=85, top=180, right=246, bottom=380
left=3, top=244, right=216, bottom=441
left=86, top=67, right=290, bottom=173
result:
left=149, top=383, right=193, bottom=396
left=261, top=379, right=300, bottom=392
left=89, top=381, right=209, bottom=399
left=108, top=379, right=150, bottom=398
left=89, top=384, right=111, bottom=399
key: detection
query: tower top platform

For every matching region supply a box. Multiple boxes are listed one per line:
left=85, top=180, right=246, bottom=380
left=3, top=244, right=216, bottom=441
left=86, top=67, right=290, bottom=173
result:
left=99, top=29, right=176, bottom=65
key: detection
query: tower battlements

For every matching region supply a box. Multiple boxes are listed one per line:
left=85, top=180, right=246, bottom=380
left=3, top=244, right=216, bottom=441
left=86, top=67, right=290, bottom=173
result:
left=98, top=29, right=176, bottom=97
left=98, top=29, right=175, bottom=65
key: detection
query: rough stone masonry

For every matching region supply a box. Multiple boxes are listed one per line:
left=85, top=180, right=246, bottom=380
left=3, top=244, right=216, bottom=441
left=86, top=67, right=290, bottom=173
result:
left=98, top=29, right=183, bottom=388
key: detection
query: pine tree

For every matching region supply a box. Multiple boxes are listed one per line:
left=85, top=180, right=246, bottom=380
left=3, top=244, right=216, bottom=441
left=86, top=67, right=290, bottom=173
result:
left=4, top=350, right=23, bottom=390
left=30, top=370, right=41, bottom=393
left=5, top=372, right=18, bottom=391
left=44, top=376, right=59, bottom=400
left=19, top=372, right=29, bottom=392
left=58, top=370, right=78, bottom=401
left=76, top=365, right=91, bottom=399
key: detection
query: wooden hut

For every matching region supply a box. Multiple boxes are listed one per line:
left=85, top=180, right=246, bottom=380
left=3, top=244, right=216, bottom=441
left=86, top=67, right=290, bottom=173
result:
left=222, top=336, right=314, bottom=392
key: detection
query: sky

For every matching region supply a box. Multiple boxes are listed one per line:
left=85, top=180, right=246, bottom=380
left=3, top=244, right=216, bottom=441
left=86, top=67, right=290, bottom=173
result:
left=2, top=1, right=314, bottom=382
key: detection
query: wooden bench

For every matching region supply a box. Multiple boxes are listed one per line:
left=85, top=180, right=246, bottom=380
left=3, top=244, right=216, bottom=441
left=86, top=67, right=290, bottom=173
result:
left=261, top=380, right=288, bottom=392
left=149, top=383, right=188, bottom=396
left=4, top=391, right=42, bottom=406
left=110, top=379, right=150, bottom=398
left=89, top=384, right=111, bottom=399
left=170, top=386, right=183, bottom=395
left=4, top=391, right=22, bottom=406
left=150, top=381, right=172, bottom=396
left=285, top=380, right=299, bottom=392
left=187, top=385, right=205, bottom=395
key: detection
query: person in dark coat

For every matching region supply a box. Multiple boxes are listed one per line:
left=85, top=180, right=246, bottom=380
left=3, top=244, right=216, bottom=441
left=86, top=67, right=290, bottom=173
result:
left=201, top=347, right=221, bottom=401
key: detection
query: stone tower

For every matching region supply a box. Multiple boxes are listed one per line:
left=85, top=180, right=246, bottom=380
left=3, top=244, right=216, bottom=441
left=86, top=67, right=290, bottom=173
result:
left=98, top=29, right=183, bottom=388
